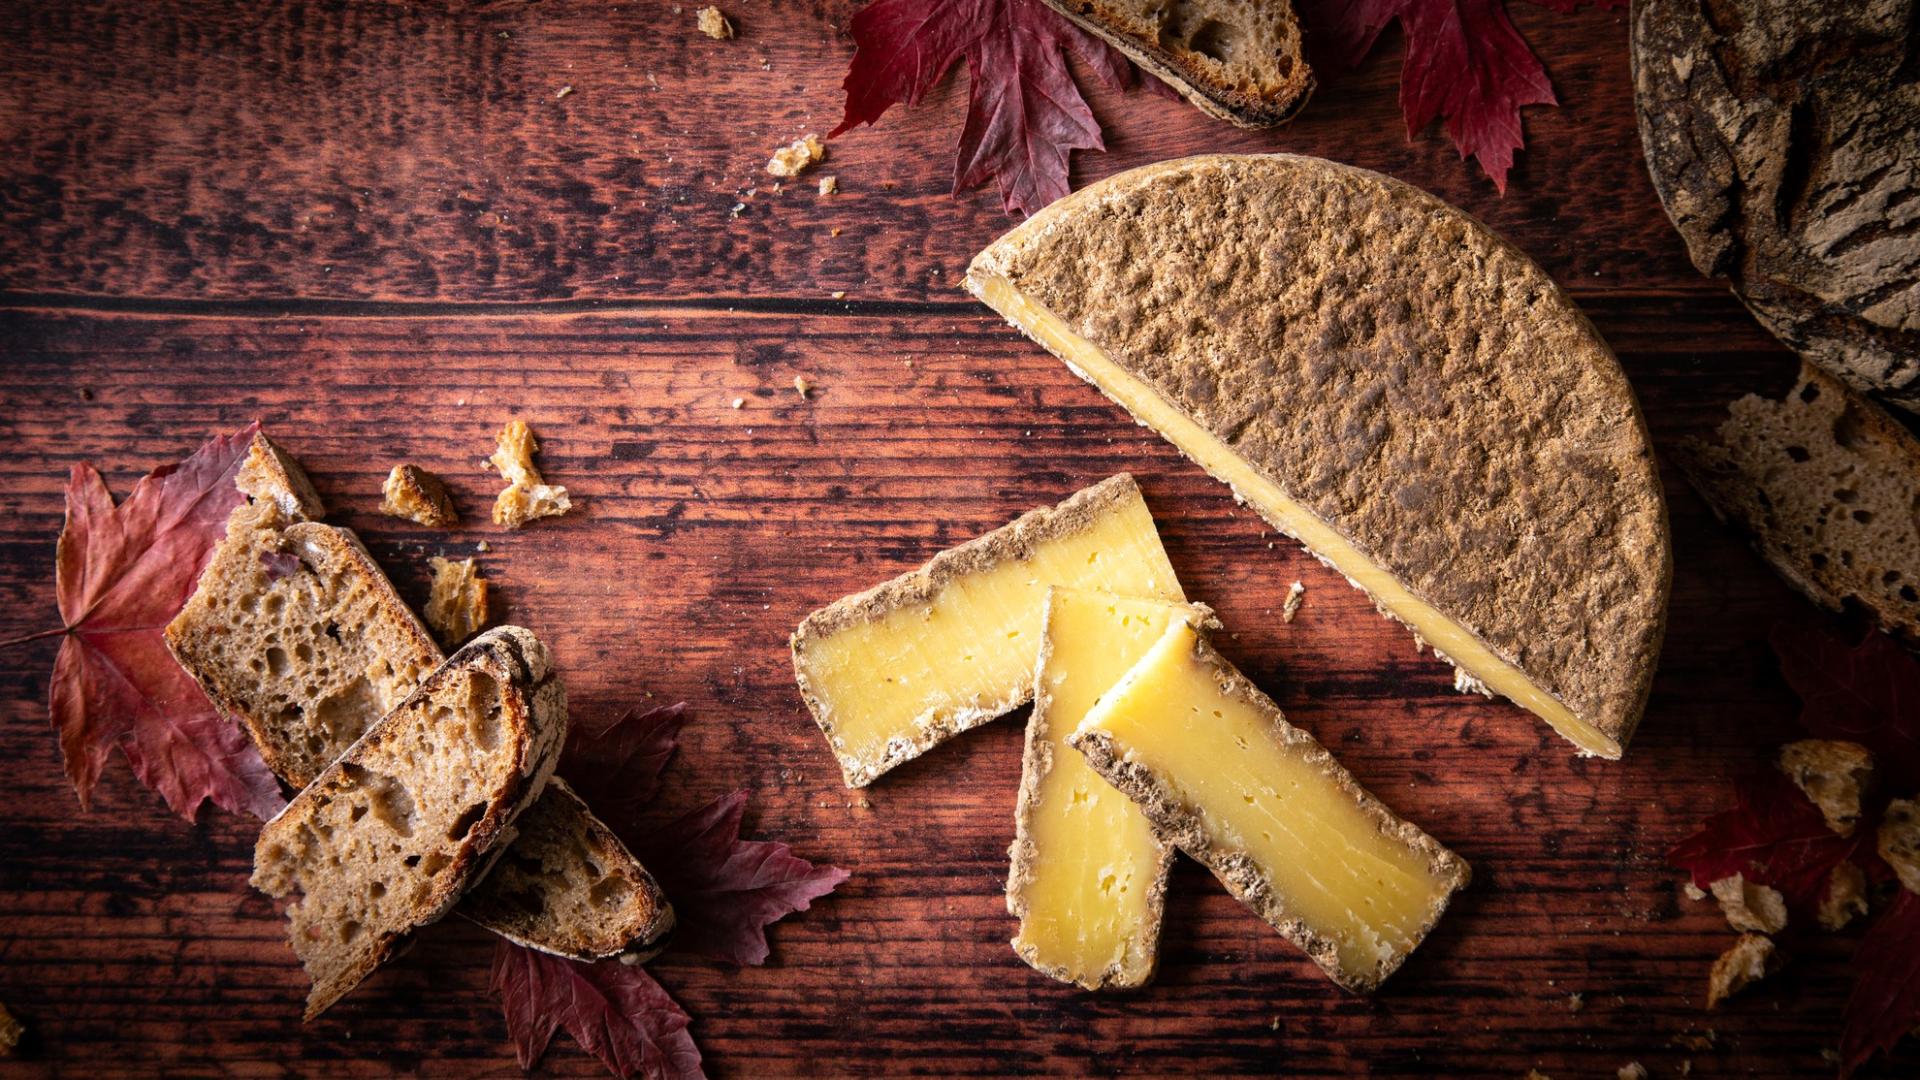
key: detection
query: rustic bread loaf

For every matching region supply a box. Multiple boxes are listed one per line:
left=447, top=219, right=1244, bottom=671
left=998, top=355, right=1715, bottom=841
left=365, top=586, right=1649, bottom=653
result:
left=462, top=776, right=676, bottom=962
left=1676, top=362, right=1920, bottom=646
left=1041, top=0, right=1312, bottom=127
left=252, top=626, right=566, bottom=1019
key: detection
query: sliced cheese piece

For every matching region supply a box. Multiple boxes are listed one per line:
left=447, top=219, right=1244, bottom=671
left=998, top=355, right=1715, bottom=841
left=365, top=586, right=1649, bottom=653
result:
left=792, top=474, right=1184, bottom=787
left=1070, top=619, right=1469, bottom=992
left=1008, top=588, right=1210, bottom=989
left=967, top=153, right=1671, bottom=758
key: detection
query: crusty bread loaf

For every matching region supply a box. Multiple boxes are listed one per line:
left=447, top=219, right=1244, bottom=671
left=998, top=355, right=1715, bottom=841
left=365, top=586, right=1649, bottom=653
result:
left=462, top=776, right=676, bottom=962
left=252, top=627, right=566, bottom=1019
left=1676, top=362, right=1920, bottom=646
left=1041, top=0, right=1312, bottom=128
left=167, top=514, right=443, bottom=789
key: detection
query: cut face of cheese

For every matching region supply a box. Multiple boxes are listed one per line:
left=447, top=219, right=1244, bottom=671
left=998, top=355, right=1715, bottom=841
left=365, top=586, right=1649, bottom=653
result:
left=967, top=154, right=1671, bottom=759
left=792, top=475, right=1184, bottom=787
left=1007, top=588, right=1209, bottom=989
left=1070, top=620, right=1470, bottom=992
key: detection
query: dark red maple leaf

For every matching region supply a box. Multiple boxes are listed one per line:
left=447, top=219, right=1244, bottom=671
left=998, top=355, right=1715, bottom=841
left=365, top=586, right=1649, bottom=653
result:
left=1840, top=887, right=1920, bottom=1077
left=1772, top=624, right=1920, bottom=793
left=1668, top=770, right=1867, bottom=917
left=1298, top=0, right=1625, bottom=193
left=833, top=0, right=1139, bottom=216
left=631, top=791, right=851, bottom=966
left=561, top=702, right=689, bottom=826
left=33, top=424, right=283, bottom=821
left=491, top=943, right=703, bottom=1080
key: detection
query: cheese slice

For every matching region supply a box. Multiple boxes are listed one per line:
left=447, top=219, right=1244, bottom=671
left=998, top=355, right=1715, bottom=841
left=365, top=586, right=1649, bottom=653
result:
left=1070, top=619, right=1470, bottom=992
left=1007, top=588, right=1209, bottom=989
left=967, top=154, right=1671, bottom=758
left=792, top=475, right=1184, bottom=787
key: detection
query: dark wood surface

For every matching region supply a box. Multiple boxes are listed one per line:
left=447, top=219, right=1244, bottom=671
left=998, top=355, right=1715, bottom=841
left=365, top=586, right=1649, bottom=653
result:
left=0, top=2, right=1907, bottom=1077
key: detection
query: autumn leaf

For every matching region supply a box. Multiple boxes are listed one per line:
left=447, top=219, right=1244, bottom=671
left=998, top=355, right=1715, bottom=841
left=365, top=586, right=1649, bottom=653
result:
left=490, top=942, right=703, bottom=1080
left=1297, top=0, right=1625, bottom=192
left=631, top=791, right=850, bottom=967
left=1772, top=623, right=1920, bottom=793
left=1840, top=887, right=1920, bottom=1077
left=39, top=424, right=283, bottom=821
left=561, top=702, right=690, bottom=827
left=1669, top=769, right=1868, bottom=917
left=833, top=0, right=1140, bottom=216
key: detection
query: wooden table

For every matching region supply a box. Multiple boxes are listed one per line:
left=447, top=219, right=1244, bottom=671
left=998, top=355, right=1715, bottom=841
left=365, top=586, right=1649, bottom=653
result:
left=1, top=2, right=1906, bottom=1077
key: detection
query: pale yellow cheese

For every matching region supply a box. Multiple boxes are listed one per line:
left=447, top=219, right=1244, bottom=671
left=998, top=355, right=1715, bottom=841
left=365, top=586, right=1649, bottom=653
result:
left=1071, top=620, right=1469, bottom=991
left=792, top=476, right=1184, bottom=787
left=1008, top=588, right=1205, bottom=989
left=972, top=273, right=1619, bottom=758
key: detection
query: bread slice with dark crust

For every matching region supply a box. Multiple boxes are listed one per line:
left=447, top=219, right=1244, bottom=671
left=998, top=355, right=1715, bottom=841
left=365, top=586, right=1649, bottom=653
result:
left=252, top=626, right=566, bottom=1019
left=462, top=776, right=677, bottom=962
left=1041, top=0, right=1313, bottom=128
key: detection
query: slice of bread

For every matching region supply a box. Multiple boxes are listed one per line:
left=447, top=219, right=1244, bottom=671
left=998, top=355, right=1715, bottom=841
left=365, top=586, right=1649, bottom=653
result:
left=1676, top=362, right=1920, bottom=646
left=167, top=516, right=443, bottom=789
left=1041, top=0, right=1313, bottom=128
left=462, top=776, right=676, bottom=962
left=252, top=627, right=566, bottom=1019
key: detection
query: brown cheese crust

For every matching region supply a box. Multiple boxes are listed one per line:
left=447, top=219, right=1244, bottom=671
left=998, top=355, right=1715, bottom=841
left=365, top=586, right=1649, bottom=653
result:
left=1067, top=628, right=1470, bottom=993
left=969, top=153, right=1671, bottom=752
left=791, top=473, right=1154, bottom=787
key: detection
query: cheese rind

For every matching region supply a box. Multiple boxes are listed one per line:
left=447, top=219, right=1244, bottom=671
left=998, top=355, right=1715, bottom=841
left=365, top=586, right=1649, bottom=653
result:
left=1070, top=621, right=1469, bottom=992
left=792, top=474, right=1184, bottom=787
left=1008, top=589, right=1210, bottom=990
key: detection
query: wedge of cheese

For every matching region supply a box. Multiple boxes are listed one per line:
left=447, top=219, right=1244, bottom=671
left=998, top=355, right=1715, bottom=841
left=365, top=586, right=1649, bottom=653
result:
left=967, top=154, right=1671, bottom=758
left=1070, top=619, right=1469, bottom=992
left=792, top=474, right=1184, bottom=787
left=1007, top=588, right=1210, bottom=989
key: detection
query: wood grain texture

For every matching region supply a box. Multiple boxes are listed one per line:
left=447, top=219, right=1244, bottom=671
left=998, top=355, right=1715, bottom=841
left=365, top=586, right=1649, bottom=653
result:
left=1, top=1, right=1914, bottom=1078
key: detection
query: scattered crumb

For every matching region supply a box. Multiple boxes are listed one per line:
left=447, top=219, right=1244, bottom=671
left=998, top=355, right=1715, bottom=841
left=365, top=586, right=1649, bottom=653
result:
left=731, top=397, right=745, bottom=409
left=425, top=557, right=490, bottom=647
left=696, top=6, right=733, bottom=38
left=1617, top=1063, right=1648, bottom=1080
left=1710, top=873, right=1788, bottom=934
left=1281, top=581, right=1306, bottom=623
left=555, top=84, right=574, bottom=100
left=1567, top=991, right=1584, bottom=1013
left=1821, top=1048, right=1842, bottom=1065
left=380, top=464, right=459, bottom=528
left=1678, top=1061, right=1692, bottom=1077
left=1819, top=860, right=1869, bottom=930
left=831, top=226, right=842, bottom=237
left=1880, top=799, right=1920, bottom=893
left=817, top=174, right=838, bottom=195
left=1708, top=933, right=1776, bottom=1009
left=1670, top=1028, right=1717, bottom=1052
left=1779, top=739, right=1874, bottom=836
left=1268, top=1016, right=1280, bottom=1031
left=767, top=133, right=825, bottom=178
left=829, top=290, right=846, bottom=300
left=475, top=539, right=490, bottom=553
left=489, top=419, right=572, bottom=529
left=1683, top=881, right=1708, bottom=902
left=794, top=375, right=814, bottom=398
left=0, top=1002, right=21, bottom=1057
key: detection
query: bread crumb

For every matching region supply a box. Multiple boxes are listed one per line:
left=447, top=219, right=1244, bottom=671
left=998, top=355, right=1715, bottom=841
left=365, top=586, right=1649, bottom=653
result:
left=1710, top=873, right=1788, bottom=934
left=0, top=1002, right=22, bottom=1057
left=1617, top=1064, right=1648, bottom=1080
left=1818, top=860, right=1869, bottom=930
left=696, top=6, right=732, bottom=38
left=767, top=133, right=825, bottom=178
left=817, top=175, right=838, bottom=195
left=1779, top=739, right=1874, bottom=836
left=831, top=226, right=842, bottom=237
left=475, top=539, right=490, bottom=553
left=794, top=375, right=814, bottom=397
left=1707, top=933, right=1775, bottom=1009
left=1683, top=880, right=1708, bottom=901
left=1567, top=991, right=1583, bottom=1013
left=829, top=290, right=846, bottom=300
left=425, top=557, right=489, bottom=647
left=1878, top=798, right=1920, bottom=893
left=489, top=420, right=571, bottom=529
left=731, top=397, right=745, bottom=409
left=555, top=84, right=574, bottom=100
left=380, top=464, right=459, bottom=528
left=1670, top=1028, right=1716, bottom=1052
left=1281, top=581, right=1306, bottom=623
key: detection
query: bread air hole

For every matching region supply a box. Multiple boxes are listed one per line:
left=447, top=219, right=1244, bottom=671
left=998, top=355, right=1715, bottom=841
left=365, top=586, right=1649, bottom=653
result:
left=314, top=676, right=378, bottom=745
left=1184, top=19, right=1239, bottom=64
left=265, top=646, right=291, bottom=677
left=465, top=672, right=503, bottom=750
left=448, top=802, right=488, bottom=842
left=588, top=876, right=633, bottom=910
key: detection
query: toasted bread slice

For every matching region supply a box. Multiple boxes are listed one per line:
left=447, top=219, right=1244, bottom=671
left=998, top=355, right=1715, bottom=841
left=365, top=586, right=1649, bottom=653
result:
left=1041, top=0, right=1313, bottom=127
left=462, top=777, right=676, bottom=962
left=252, top=627, right=566, bottom=1019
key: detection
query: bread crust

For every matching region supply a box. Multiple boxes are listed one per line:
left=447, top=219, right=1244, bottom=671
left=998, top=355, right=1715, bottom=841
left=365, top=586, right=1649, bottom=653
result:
left=791, top=473, right=1152, bottom=787
left=968, top=153, right=1671, bottom=753
left=1067, top=627, right=1470, bottom=992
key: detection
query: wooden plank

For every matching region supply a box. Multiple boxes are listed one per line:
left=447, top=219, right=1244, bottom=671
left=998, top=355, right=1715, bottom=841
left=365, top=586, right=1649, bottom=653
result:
left=0, top=305, right=1903, bottom=1077
left=0, top=0, right=1702, bottom=306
